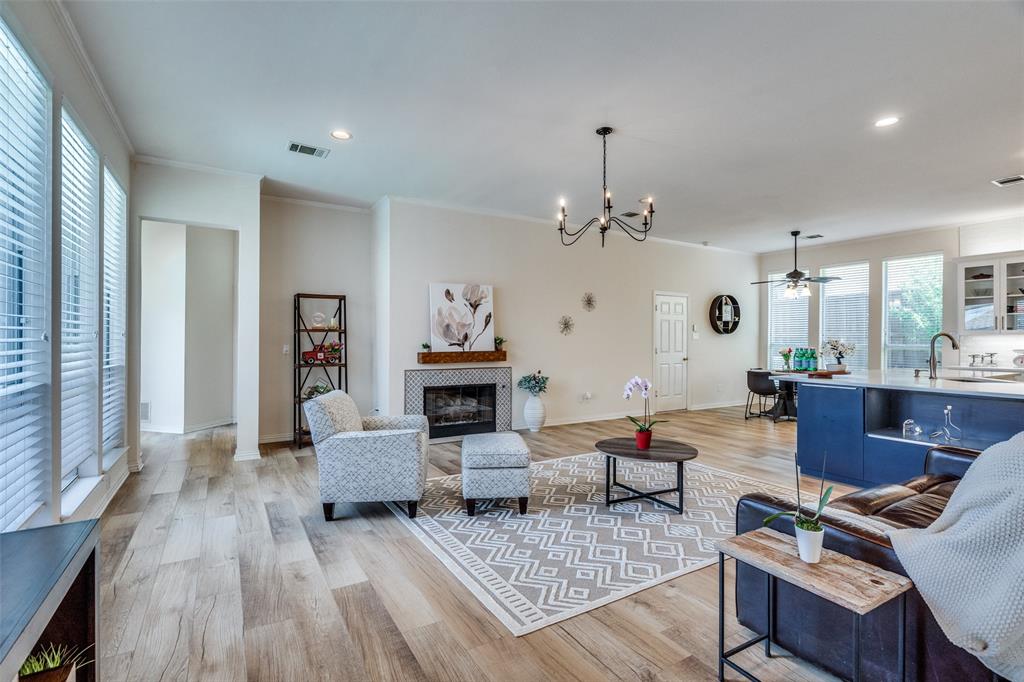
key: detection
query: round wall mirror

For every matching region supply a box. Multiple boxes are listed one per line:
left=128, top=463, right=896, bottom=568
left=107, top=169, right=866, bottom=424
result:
left=709, top=295, right=740, bottom=334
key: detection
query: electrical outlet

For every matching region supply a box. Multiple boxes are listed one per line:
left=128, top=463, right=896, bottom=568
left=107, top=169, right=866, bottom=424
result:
left=282, top=344, right=290, bottom=355
left=581, top=391, right=593, bottom=402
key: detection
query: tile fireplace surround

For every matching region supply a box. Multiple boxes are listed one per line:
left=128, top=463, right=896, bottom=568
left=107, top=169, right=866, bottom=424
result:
left=404, top=367, right=513, bottom=436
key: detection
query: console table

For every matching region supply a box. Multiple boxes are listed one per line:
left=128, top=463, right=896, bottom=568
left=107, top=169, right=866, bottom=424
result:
left=0, top=520, right=100, bottom=682
left=717, top=527, right=912, bottom=681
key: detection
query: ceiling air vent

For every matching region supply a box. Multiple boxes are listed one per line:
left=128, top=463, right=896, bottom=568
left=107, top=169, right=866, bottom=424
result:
left=802, top=234, right=824, bottom=240
left=288, top=141, right=330, bottom=159
left=991, top=175, right=1024, bottom=188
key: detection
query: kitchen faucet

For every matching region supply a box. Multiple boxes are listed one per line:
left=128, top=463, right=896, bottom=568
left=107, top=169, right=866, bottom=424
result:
left=929, top=332, right=960, bottom=380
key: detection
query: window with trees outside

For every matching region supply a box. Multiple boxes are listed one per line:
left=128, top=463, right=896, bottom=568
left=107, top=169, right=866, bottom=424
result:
left=819, top=262, right=870, bottom=372
left=767, top=271, right=809, bottom=370
left=884, top=253, right=944, bottom=369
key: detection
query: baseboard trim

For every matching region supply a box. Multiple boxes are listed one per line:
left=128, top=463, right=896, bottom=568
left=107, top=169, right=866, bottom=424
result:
left=233, top=449, right=262, bottom=461
left=259, top=432, right=293, bottom=444
left=184, top=418, right=236, bottom=433
left=688, top=400, right=746, bottom=411
left=511, top=411, right=633, bottom=431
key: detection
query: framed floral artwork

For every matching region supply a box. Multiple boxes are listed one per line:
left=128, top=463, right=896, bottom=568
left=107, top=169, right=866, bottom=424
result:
left=429, top=283, right=495, bottom=352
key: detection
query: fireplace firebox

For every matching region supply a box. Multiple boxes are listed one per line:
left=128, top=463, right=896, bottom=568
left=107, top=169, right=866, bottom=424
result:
left=423, top=384, right=497, bottom=439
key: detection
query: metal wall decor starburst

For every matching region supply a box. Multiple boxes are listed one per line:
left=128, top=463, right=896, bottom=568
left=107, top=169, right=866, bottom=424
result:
left=558, top=315, right=575, bottom=335
left=557, top=126, right=655, bottom=247
left=581, top=292, right=596, bottom=311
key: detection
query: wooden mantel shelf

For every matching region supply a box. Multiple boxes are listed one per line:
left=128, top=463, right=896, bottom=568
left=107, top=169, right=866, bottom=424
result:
left=417, top=350, right=507, bottom=364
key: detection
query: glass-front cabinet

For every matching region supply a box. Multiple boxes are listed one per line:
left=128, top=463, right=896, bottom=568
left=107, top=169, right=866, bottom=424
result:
left=957, top=253, right=1024, bottom=334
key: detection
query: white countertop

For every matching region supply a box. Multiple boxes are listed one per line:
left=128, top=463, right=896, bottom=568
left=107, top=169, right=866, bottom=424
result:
left=776, top=369, right=1024, bottom=400
left=947, top=365, right=1024, bottom=374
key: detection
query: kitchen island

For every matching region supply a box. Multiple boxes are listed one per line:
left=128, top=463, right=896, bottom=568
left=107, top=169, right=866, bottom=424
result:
left=782, top=370, right=1024, bottom=486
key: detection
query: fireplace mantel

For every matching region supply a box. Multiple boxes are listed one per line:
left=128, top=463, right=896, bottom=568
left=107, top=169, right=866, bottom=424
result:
left=417, top=350, right=507, bottom=364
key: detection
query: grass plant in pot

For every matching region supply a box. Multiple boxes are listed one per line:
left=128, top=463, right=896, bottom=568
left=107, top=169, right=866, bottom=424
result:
left=623, top=376, right=664, bottom=450
left=517, top=370, right=548, bottom=432
left=763, top=453, right=833, bottom=563
left=19, top=643, right=92, bottom=682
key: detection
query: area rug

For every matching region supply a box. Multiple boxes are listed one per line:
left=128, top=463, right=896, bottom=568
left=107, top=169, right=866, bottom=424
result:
left=387, top=452, right=794, bottom=635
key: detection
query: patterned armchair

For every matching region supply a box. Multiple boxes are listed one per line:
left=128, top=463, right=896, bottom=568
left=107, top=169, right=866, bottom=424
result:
left=303, top=390, right=428, bottom=519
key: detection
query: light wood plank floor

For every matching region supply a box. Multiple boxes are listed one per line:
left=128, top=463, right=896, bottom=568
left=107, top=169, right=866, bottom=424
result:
left=99, top=408, right=854, bottom=681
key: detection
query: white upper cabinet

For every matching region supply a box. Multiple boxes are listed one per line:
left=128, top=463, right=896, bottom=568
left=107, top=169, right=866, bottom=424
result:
left=957, top=252, right=1024, bottom=334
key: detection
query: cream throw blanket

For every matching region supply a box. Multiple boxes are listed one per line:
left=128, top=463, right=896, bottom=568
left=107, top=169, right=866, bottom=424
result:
left=889, top=431, right=1024, bottom=681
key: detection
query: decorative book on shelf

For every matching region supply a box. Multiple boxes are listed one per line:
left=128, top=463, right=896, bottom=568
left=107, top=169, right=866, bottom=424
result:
left=293, top=293, right=347, bottom=446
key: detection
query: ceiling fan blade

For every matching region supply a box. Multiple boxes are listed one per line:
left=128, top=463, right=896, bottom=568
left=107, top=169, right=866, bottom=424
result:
left=750, top=279, right=785, bottom=285
left=802, top=276, right=840, bottom=284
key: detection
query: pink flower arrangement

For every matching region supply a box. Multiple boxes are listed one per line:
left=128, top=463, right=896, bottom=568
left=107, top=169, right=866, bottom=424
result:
left=622, top=376, right=664, bottom=433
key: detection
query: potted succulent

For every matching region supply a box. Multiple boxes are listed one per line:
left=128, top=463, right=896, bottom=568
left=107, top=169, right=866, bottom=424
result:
left=622, top=376, right=664, bottom=449
left=821, top=339, right=855, bottom=371
left=420, top=342, right=431, bottom=351
left=517, top=370, right=548, bottom=432
left=494, top=336, right=506, bottom=350
left=763, top=454, right=833, bottom=563
left=19, top=643, right=91, bottom=682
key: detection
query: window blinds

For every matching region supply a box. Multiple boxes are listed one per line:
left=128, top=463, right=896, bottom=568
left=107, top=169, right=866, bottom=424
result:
left=819, top=262, right=870, bottom=372
left=884, top=254, right=943, bottom=369
left=102, top=170, right=126, bottom=451
left=767, top=271, right=809, bottom=370
left=60, top=111, right=99, bottom=484
left=0, top=19, right=50, bottom=531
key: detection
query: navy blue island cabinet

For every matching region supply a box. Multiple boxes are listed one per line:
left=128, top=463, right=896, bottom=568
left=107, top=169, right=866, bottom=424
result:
left=795, top=376, right=1024, bottom=487
left=797, top=383, right=865, bottom=484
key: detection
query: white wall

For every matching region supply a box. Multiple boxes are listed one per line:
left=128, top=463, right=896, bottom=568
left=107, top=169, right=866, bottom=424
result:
left=130, top=160, right=262, bottom=461
left=371, top=197, right=391, bottom=415
left=378, top=199, right=760, bottom=426
left=259, top=197, right=373, bottom=442
left=184, top=226, right=237, bottom=431
left=140, top=221, right=186, bottom=432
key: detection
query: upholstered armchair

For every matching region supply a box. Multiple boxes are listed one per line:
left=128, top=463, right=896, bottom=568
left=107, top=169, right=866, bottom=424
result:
left=303, top=390, right=428, bottom=519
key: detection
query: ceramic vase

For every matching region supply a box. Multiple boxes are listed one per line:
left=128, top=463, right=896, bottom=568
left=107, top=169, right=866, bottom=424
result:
left=523, top=395, right=546, bottom=432
left=795, top=526, right=824, bottom=563
left=635, top=430, right=652, bottom=450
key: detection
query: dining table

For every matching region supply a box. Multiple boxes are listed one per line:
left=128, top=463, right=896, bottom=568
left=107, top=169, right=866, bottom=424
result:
left=767, top=371, right=799, bottom=420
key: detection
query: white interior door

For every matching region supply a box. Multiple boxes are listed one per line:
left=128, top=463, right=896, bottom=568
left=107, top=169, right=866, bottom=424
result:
left=654, top=293, right=688, bottom=412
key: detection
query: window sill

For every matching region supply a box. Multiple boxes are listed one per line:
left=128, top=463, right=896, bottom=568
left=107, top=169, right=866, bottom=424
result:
left=60, top=447, right=130, bottom=520
left=60, top=475, right=103, bottom=519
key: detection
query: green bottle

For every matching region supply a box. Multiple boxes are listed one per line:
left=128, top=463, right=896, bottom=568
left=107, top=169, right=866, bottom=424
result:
left=808, top=349, right=818, bottom=372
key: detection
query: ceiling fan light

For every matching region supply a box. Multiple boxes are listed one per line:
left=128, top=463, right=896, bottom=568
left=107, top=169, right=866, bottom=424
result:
left=798, top=283, right=811, bottom=298
left=783, top=282, right=800, bottom=299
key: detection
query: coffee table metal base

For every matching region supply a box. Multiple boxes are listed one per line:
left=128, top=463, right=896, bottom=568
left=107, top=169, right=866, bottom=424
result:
left=604, top=456, right=685, bottom=514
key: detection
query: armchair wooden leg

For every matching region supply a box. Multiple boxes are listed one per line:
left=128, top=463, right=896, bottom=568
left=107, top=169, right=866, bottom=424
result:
left=323, top=503, right=335, bottom=521
left=407, top=501, right=418, bottom=519
left=518, top=497, right=528, bottom=514
left=466, top=499, right=476, bottom=516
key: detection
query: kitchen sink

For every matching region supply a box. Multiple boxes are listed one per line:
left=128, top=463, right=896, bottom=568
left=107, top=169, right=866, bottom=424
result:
left=943, top=376, right=1014, bottom=383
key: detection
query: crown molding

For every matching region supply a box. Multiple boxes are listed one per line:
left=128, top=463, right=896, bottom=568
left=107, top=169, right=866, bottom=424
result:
left=262, top=194, right=369, bottom=214
left=384, top=195, right=753, bottom=254
left=49, top=0, right=135, bottom=155
left=133, top=155, right=264, bottom=180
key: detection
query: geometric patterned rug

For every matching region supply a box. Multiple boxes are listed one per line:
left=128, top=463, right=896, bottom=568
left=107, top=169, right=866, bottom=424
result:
left=387, top=452, right=794, bottom=635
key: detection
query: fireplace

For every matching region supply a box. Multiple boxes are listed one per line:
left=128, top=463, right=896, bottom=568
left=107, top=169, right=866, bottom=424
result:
left=423, top=384, right=497, bottom=439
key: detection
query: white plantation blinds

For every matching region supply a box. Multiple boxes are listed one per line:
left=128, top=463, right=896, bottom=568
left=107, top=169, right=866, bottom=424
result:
left=0, top=20, right=50, bottom=531
left=60, top=111, right=99, bottom=483
left=884, top=254, right=943, bottom=369
left=102, top=170, right=126, bottom=451
left=767, top=272, right=809, bottom=370
left=819, top=262, right=869, bottom=372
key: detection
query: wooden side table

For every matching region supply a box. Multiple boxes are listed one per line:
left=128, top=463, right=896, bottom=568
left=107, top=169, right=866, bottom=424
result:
left=716, top=527, right=912, bottom=682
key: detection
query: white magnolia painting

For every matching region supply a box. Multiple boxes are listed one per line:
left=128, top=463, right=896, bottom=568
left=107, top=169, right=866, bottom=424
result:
left=429, top=283, right=495, bottom=352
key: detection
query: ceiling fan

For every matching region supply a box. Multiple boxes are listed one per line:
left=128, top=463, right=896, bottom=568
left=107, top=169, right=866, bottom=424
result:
left=750, top=230, right=839, bottom=298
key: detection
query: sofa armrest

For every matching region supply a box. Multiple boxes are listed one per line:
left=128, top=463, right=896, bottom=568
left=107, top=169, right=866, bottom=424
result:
left=362, top=415, right=429, bottom=433
left=924, top=445, right=980, bottom=478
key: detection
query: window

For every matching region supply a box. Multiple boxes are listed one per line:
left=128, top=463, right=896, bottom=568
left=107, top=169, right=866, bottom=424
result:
left=0, top=19, right=50, bottom=531
left=819, top=262, right=869, bottom=372
left=102, top=170, right=126, bottom=452
left=60, top=110, right=99, bottom=487
left=884, top=254, right=943, bottom=369
left=767, top=271, right=809, bottom=369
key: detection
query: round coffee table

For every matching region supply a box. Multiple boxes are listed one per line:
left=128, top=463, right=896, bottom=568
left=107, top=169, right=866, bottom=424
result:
left=594, top=437, right=699, bottom=514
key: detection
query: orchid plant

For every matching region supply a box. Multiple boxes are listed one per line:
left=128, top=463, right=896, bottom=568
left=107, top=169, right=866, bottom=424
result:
left=622, top=376, right=664, bottom=433
left=763, top=452, right=834, bottom=532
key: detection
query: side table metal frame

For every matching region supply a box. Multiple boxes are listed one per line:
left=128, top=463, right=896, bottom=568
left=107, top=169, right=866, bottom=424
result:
left=717, top=551, right=906, bottom=682
left=604, top=455, right=685, bottom=514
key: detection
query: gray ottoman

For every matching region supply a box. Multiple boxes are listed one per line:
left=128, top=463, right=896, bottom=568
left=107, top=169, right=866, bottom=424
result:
left=461, top=432, right=531, bottom=516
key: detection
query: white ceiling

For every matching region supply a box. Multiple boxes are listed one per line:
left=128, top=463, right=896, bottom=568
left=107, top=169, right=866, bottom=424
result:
left=64, top=0, right=1024, bottom=252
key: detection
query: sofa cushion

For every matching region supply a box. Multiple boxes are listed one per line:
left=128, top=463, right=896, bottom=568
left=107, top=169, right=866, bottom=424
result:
left=462, top=432, right=530, bottom=469
left=304, top=390, right=362, bottom=444
left=830, top=473, right=958, bottom=529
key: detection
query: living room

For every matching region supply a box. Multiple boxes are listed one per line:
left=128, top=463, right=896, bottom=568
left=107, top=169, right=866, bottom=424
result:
left=1, top=1, right=1022, bottom=681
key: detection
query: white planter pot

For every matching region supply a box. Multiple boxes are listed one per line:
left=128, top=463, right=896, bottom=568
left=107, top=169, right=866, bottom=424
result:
left=523, top=395, right=546, bottom=432
left=826, top=362, right=846, bottom=372
left=795, top=526, right=824, bottom=563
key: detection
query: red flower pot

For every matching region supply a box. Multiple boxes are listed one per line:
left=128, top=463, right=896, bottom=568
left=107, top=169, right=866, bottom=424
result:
left=635, top=430, right=652, bottom=450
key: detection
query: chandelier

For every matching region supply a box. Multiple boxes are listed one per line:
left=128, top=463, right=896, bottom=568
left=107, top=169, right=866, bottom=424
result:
left=557, top=127, right=654, bottom=247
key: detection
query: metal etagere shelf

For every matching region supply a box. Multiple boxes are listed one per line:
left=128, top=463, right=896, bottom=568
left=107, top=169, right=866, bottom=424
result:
left=293, top=293, right=347, bottom=446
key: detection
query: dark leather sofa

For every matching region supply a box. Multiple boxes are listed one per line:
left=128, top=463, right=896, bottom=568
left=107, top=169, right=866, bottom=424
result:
left=734, top=445, right=998, bottom=682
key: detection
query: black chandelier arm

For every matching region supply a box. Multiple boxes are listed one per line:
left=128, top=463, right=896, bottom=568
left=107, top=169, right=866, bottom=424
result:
left=608, top=215, right=654, bottom=241
left=559, top=217, right=602, bottom=246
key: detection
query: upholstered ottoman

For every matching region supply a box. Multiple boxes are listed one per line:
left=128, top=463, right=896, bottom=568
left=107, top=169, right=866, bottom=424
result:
left=460, top=432, right=531, bottom=516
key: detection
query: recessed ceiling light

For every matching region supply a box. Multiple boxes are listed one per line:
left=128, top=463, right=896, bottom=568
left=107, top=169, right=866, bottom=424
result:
left=874, top=116, right=900, bottom=128
left=330, top=129, right=352, bottom=141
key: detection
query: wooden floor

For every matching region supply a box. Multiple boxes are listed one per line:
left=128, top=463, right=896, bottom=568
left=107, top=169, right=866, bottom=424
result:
left=99, top=407, right=854, bottom=681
